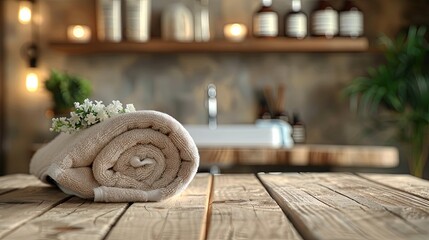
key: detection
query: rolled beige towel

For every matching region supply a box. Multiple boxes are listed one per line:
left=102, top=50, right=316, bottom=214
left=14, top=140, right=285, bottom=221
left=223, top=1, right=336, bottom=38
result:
left=30, top=111, right=199, bottom=202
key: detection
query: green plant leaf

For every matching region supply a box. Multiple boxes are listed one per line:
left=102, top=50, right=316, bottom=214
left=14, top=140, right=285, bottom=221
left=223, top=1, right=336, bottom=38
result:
left=44, top=69, right=92, bottom=113
left=344, top=25, right=429, bottom=165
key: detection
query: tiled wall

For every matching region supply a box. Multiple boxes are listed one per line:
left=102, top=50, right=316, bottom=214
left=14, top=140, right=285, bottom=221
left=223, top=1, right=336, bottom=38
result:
left=3, top=0, right=424, bottom=173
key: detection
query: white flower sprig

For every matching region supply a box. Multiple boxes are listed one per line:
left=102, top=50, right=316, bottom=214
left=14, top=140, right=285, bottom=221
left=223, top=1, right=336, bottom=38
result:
left=50, top=99, right=136, bottom=133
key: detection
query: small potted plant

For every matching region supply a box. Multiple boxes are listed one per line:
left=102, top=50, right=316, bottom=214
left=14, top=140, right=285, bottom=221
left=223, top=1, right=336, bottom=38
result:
left=344, top=26, right=429, bottom=177
left=45, top=69, right=92, bottom=116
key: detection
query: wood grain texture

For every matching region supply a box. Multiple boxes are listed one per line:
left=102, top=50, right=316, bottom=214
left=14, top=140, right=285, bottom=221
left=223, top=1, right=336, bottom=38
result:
left=49, top=38, right=369, bottom=54
left=359, top=173, right=429, bottom=200
left=3, top=197, right=128, bottom=240
left=0, top=188, right=12, bottom=195
left=197, top=145, right=399, bottom=168
left=0, top=174, right=48, bottom=188
left=0, top=187, right=70, bottom=238
left=207, top=174, right=302, bottom=240
left=105, top=173, right=212, bottom=240
left=237, top=149, right=278, bottom=165
left=259, top=173, right=429, bottom=240
left=0, top=0, right=4, bottom=177
left=199, top=148, right=236, bottom=166
left=0, top=174, right=49, bottom=196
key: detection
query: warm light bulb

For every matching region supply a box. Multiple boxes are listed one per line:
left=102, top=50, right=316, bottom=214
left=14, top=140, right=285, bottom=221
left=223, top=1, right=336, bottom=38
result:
left=18, top=1, right=32, bottom=24
left=72, top=26, right=85, bottom=38
left=224, top=23, right=247, bottom=42
left=26, top=72, right=39, bottom=92
left=67, top=25, right=92, bottom=42
left=230, top=24, right=243, bottom=36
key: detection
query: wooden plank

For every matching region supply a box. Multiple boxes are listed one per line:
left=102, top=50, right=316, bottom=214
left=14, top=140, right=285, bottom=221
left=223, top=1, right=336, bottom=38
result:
left=237, top=149, right=278, bottom=165
left=3, top=197, right=128, bottom=240
left=0, top=0, right=4, bottom=176
left=207, top=174, right=302, bottom=240
left=0, top=188, right=13, bottom=195
left=199, top=148, right=236, bottom=166
left=0, top=187, right=70, bottom=238
left=0, top=174, right=48, bottom=188
left=105, top=173, right=212, bottom=240
left=259, top=173, right=429, bottom=240
left=359, top=173, right=429, bottom=200
left=309, top=173, right=429, bottom=236
left=0, top=174, right=49, bottom=196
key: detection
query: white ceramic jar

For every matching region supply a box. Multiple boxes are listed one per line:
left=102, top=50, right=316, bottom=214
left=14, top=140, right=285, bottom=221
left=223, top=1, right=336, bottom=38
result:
left=162, top=3, right=194, bottom=42
left=125, top=0, right=151, bottom=42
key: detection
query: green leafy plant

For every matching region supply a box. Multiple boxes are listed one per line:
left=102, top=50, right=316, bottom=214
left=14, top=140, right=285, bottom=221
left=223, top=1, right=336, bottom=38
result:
left=344, top=26, right=429, bottom=178
left=45, top=70, right=92, bottom=115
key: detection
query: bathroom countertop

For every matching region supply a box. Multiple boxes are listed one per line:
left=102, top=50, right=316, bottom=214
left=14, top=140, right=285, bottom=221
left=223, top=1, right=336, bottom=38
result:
left=198, top=144, right=399, bottom=168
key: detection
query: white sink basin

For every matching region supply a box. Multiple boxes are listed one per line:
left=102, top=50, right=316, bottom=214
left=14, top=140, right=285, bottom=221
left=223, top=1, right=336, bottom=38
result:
left=185, top=122, right=293, bottom=148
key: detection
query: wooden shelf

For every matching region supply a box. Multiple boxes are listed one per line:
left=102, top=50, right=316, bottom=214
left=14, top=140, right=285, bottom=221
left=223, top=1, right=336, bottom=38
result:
left=49, top=37, right=369, bottom=54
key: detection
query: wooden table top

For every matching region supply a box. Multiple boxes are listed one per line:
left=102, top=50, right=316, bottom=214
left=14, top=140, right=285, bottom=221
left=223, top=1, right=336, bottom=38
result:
left=0, top=173, right=428, bottom=240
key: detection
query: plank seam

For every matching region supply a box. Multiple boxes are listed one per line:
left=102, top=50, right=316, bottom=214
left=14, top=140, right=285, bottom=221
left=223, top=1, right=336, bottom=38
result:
left=0, top=188, right=17, bottom=197
left=356, top=173, right=429, bottom=201
left=0, top=194, right=73, bottom=239
left=317, top=183, right=425, bottom=233
left=256, top=173, right=312, bottom=240
left=102, top=202, right=132, bottom=240
left=202, top=174, right=214, bottom=240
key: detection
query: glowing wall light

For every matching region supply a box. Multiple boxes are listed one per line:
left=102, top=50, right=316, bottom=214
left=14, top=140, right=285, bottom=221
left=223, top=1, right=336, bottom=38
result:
left=23, top=43, right=39, bottom=92
left=18, top=0, right=33, bottom=24
left=25, top=70, right=39, bottom=92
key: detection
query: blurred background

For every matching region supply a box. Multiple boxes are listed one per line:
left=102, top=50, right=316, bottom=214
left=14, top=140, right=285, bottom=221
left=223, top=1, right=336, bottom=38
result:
left=0, top=0, right=428, bottom=177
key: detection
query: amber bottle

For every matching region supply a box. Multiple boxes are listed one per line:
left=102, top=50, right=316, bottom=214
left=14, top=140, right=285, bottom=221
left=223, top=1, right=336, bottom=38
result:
left=292, top=113, right=306, bottom=144
left=253, top=0, right=279, bottom=37
left=285, top=0, right=307, bottom=39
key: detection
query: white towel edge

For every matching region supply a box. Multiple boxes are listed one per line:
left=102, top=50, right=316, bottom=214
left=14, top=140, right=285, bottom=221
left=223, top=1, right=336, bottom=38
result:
left=93, top=186, right=164, bottom=202
left=46, top=165, right=86, bottom=198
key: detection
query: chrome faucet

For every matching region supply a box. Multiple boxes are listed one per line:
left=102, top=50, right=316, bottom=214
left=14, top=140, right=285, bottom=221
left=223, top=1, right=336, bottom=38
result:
left=207, top=83, right=217, bottom=129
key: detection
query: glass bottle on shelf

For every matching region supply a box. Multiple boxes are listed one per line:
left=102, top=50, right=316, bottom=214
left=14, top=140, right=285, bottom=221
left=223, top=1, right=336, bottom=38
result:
left=253, top=0, right=278, bottom=37
left=339, top=0, right=363, bottom=38
left=194, top=0, right=211, bottom=42
left=124, top=0, right=151, bottom=42
left=97, top=0, right=122, bottom=42
left=285, top=0, right=307, bottom=39
left=292, top=113, right=306, bottom=144
left=310, top=0, right=338, bottom=38
left=161, top=3, right=194, bottom=42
